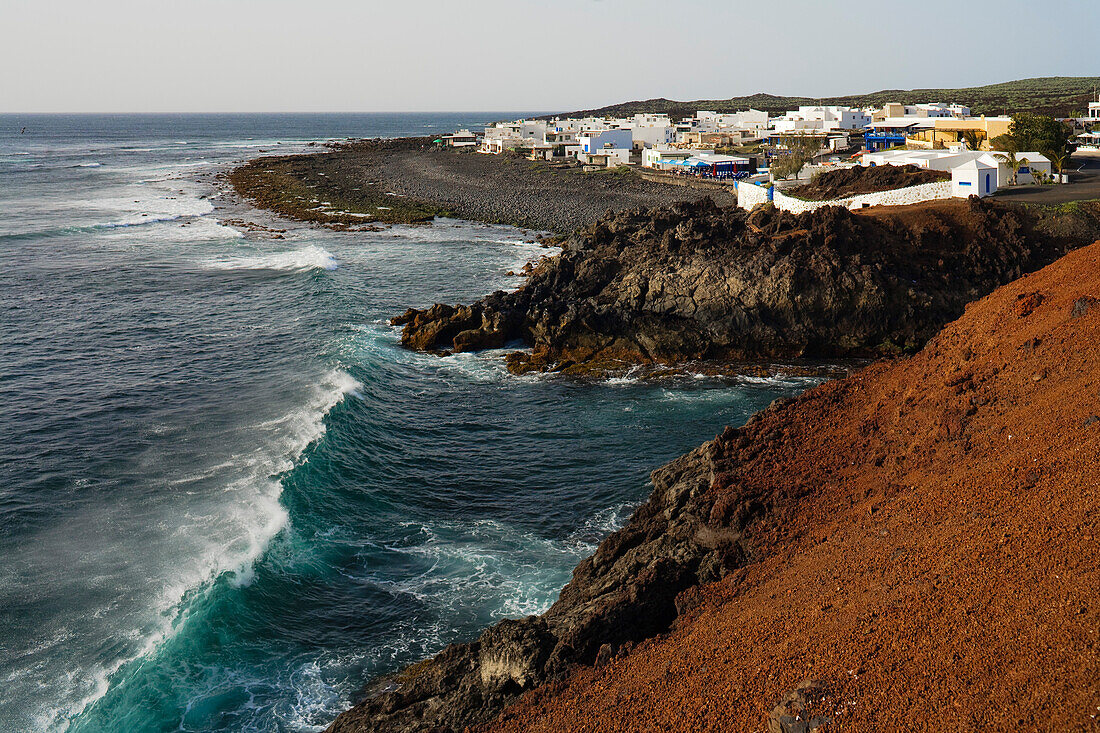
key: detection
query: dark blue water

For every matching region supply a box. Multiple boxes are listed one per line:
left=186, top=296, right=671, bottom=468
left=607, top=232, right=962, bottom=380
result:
left=0, top=114, right=819, bottom=732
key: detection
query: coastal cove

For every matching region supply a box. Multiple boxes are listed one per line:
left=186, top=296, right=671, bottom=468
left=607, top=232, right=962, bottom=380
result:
left=5, top=0, right=1100, bottom=724
left=0, top=114, right=822, bottom=733
left=225, top=132, right=1100, bottom=732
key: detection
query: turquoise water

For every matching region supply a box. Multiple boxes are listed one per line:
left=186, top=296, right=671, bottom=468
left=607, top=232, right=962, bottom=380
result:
left=0, top=114, right=820, bottom=731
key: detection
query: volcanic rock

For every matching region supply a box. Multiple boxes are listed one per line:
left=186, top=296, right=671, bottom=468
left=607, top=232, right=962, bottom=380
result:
left=396, top=197, right=1100, bottom=374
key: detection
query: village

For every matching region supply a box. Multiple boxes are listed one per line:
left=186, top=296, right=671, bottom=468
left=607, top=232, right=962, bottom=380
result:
left=439, top=92, right=1100, bottom=211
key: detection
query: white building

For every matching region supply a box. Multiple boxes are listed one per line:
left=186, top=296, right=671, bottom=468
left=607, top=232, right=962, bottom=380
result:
left=772, top=106, right=870, bottom=133
left=693, top=109, right=770, bottom=131
left=614, top=115, right=677, bottom=148
left=874, top=102, right=971, bottom=120
left=862, top=146, right=1054, bottom=193
left=479, top=119, right=549, bottom=153
left=440, top=129, right=477, bottom=148
left=549, top=117, right=610, bottom=134
left=951, top=158, right=998, bottom=197
left=1089, top=92, right=1100, bottom=121
left=642, top=146, right=696, bottom=168
left=1012, top=152, right=1054, bottom=183
left=581, top=148, right=631, bottom=168
left=578, top=129, right=633, bottom=156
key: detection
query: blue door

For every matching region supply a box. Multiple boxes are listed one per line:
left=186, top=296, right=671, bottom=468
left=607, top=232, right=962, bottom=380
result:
left=985, top=173, right=991, bottom=194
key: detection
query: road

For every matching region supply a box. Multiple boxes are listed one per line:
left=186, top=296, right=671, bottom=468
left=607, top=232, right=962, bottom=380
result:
left=993, top=151, right=1100, bottom=204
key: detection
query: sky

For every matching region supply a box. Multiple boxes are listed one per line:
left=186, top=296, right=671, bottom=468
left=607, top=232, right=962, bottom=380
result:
left=1, top=0, right=1098, bottom=113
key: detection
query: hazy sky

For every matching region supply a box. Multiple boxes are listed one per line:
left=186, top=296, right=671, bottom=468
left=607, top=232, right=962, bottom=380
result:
left=2, top=0, right=1098, bottom=113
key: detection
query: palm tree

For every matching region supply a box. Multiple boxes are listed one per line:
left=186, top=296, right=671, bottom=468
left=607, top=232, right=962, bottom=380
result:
left=995, top=151, right=1022, bottom=186
left=1049, top=149, right=1071, bottom=179
left=960, top=129, right=983, bottom=150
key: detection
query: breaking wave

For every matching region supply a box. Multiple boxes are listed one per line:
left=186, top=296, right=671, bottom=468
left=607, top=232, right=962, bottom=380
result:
left=203, top=246, right=339, bottom=273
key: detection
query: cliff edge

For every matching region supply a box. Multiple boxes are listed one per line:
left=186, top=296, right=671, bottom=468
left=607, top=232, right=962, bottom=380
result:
left=331, top=239, right=1100, bottom=732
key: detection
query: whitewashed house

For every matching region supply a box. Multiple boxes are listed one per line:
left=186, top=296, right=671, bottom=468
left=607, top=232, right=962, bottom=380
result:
left=642, top=147, right=695, bottom=168
left=440, top=129, right=477, bottom=148
left=578, top=129, right=633, bottom=165
left=582, top=148, right=631, bottom=168
left=623, top=123, right=677, bottom=148
left=772, top=106, right=869, bottom=133
left=1008, top=152, right=1053, bottom=184
left=951, top=158, right=998, bottom=197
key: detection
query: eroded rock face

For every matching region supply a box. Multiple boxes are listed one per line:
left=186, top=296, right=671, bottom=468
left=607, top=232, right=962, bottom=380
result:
left=394, top=198, right=1085, bottom=374
left=326, top=432, right=758, bottom=733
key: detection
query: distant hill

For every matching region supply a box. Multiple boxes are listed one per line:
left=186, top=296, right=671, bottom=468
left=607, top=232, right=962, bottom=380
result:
left=555, top=77, right=1100, bottom=119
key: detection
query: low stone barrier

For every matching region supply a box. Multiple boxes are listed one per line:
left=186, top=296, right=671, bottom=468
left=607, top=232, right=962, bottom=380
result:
left=735, top=180, right=954, bottom=213
left=736, top=180, right=771, bottom=210
left=635, top=169, right=736, bottom=192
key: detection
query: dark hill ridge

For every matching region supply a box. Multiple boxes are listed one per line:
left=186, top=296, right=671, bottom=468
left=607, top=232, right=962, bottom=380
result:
left=556, top=76, right=1100, bottom=119
left=393, top=197, right=1100, bottom=375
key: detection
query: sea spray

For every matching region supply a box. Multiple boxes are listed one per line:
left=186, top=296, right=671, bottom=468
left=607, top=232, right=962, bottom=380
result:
left=0, top=114, right=816, bottom=733
left=203, top=245, right=339, bottom=273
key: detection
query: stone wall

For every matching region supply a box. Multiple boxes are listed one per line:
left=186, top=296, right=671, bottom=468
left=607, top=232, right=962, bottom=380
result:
left=735, top=180, right=955, bottom=213
left=736, top=180, right=772, bottom=210
left=635, top=169, right=736, bottom=192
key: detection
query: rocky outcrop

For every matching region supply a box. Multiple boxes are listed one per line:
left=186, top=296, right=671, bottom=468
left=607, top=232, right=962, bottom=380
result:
left=395, top=197, right=1099, bottom=374
left=785, top=163, right=949, bottom=201
left=326, top=427, right=773, bottom=733
left=330, top=236, right=1100, bottom=733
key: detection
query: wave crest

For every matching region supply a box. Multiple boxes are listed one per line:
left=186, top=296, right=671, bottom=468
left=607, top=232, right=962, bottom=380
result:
left=203, top=245, right=338, bottom=273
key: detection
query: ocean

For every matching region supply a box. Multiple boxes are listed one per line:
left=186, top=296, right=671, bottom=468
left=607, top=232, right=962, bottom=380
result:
left=0, top=114, right=820, bottom=732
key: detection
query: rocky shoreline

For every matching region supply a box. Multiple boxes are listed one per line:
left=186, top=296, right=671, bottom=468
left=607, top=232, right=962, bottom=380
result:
left=328, top=436, right=735, bottom=733
left=226, top=143, right=1100, bottom=730
left=330, top=238, right=1100, bottom=732
left=395, top=197, right=1100, bottom=375
left=229, top=137, right=735, bottom=233
left=329, top=237, right=1100, bottom=733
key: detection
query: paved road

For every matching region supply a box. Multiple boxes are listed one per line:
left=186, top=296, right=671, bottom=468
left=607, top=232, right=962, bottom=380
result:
left=993, top=151, right=1100, bottom=205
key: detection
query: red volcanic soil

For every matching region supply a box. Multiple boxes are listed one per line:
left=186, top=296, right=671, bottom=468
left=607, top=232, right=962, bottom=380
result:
left=487, top=241, right=1100, bottom=732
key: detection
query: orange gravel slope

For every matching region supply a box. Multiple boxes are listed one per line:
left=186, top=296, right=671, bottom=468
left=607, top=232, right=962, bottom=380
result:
left=488, top=240, right=1100, bottom=733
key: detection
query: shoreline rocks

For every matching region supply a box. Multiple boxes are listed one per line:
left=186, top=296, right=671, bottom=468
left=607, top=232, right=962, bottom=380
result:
left=330, top=236, right=1100, bottom=732
left=229, top=137, right=736, bottom=234
left=327, top=422, right=766, bottom=733
left=395, top=197, right=1100, bottom=375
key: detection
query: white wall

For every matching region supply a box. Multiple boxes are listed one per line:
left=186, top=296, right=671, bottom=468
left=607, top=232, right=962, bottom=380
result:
left=627, top=125, right=675, bottom=147
left=736, top=179, right=954, bottom=213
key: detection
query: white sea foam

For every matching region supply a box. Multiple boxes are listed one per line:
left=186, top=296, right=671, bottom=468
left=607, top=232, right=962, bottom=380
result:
left=736, top=373, right=825, bottom=388
left=373, top=502, right=634, bottom=627
left=202, top=245, right=338, bottom=273
left=280, top=660, right=348, bottom=732
left=19, top=370, right=359, bottom=731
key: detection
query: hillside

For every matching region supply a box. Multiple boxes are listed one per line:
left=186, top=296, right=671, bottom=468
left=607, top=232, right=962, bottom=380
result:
left=559, top=76, right=1100, bottom=119
left=483, top=237, right=1100, bottom=733
left=326, top=227, right=1100, bottom=733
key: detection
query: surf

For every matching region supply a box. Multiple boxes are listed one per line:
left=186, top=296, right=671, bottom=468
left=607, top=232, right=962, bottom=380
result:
left=203, top=245, right=339, bottom=273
